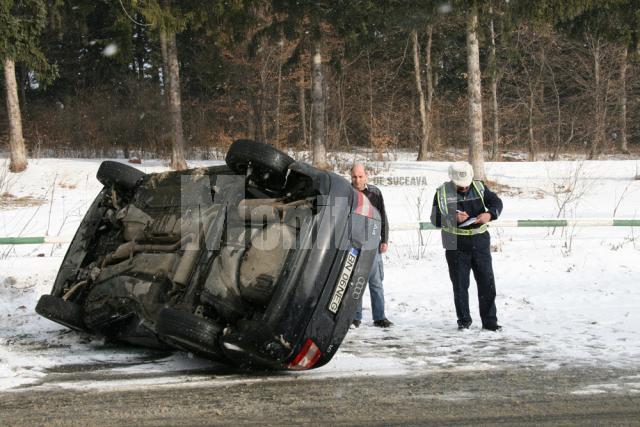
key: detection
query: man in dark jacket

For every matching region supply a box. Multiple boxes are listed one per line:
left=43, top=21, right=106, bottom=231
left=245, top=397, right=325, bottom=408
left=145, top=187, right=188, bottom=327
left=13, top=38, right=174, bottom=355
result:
left=430, top=161, right=503, bottom=331
left=351, top=163, right=393, bottom=328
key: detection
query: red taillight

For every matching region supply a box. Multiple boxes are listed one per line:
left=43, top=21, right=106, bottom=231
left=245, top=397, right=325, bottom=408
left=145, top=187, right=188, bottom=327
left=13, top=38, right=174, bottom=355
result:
left=286, top=338, right=322, bottom=370
left=355, top=191, right=375, bottom=218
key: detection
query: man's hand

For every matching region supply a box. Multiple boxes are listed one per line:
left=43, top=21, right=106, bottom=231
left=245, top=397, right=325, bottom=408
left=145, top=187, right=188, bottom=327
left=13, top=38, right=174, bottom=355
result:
left=380, top=242, right=388, bottom=253
left=476, top=212, right=492, bottom=224
left=456, top=210, right=469, bottom=224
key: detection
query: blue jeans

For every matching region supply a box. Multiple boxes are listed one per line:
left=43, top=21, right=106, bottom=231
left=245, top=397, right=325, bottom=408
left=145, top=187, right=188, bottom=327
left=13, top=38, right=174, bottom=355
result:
left=354, top=251, right=386, bottom=321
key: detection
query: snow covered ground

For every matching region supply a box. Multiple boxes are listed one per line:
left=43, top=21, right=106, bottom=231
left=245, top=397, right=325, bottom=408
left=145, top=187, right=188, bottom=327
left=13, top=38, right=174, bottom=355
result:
left=1, top=157, right=639, bottom=391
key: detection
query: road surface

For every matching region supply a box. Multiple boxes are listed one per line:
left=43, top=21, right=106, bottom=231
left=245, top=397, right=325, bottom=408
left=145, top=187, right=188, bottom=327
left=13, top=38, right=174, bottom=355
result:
left=1, top=366, right=639, bottom=425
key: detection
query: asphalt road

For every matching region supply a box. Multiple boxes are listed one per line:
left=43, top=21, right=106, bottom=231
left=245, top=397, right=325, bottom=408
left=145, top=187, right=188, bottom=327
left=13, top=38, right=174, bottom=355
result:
left=1, top=367, right=639, bottom=425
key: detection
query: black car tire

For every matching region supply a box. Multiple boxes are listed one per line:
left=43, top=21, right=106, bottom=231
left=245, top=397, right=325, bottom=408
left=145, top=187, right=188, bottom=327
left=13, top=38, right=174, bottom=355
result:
left=156, top=307, right=223, bottom=357
left=35, top=295, right=86, bottom=331
left=225, top=139, right=294, bottom=190
left=96, top=160, right=145, bottom=190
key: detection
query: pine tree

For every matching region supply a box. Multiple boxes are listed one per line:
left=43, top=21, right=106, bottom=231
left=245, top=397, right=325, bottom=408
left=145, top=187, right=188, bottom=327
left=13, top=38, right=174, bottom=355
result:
left=1, top=0, right=55, bottom=172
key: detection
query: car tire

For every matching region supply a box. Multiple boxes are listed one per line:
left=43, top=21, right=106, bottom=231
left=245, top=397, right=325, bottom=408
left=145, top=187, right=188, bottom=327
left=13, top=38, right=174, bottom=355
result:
left=156, top=307, right=223, bottom=358
left=96, top=160, right=145, bottom=190
left=225, top=139, right=294, bottom=190
left=35, top=295, right=86, bottom=331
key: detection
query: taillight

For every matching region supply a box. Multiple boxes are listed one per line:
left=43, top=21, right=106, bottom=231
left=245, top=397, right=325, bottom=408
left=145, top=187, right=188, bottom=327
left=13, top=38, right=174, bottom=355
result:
left=286, top=338, right=322, bottom=370
left=354, top=191, right=375, bottom=218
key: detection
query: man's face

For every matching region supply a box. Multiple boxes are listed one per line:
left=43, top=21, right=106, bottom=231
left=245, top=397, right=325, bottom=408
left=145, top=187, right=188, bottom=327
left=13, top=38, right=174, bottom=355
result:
left=351, top=166, right=367, bottom=191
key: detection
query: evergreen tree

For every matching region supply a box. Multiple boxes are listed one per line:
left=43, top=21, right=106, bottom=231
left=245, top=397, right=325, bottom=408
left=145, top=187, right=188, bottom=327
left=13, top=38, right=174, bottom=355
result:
left=1, top=0, right=55, bottom=172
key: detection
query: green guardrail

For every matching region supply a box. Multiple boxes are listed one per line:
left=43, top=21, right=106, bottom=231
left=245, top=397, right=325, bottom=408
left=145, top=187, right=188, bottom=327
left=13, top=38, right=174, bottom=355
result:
left=0, top=237, right=46, bottom=245
left=1, top=219, right=639, bottom=244
left=413, top=218, right=640, bottom=231
left=613, top=219, right=640, bottom=227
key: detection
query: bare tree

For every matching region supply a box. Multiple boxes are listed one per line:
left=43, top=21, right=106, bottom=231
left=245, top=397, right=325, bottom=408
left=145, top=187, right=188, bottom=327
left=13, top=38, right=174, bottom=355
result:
left=587, top=35, right=607, bottom=160
left=548, top=56, right=577, bottom=161
left=3, top=58, right=28, bottom=172
left=413, top=27, right=433, bottom=161
left=275, top=39, right=284, bottom=146
left=619, top=45, right=629, bottom=154
left=298, top=63, right=308, bottom=146
left=466, top=3, right=485, bottom=180
left=525, top=57, right=545, bottom=161
left=367, top=50, right=375, bottom=145
left=488, top=4, right=500, bottom=160
left=311, top=44, right=328, bottom=168
left=424, top=24, right=434, bottom=147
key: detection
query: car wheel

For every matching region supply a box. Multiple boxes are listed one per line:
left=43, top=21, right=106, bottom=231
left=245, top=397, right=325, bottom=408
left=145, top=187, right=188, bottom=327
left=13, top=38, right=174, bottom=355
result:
left=96, top=160, right=145, bottom=190
left=225, top=139, right=294, bottom=190
left=156, top=307, right=223, bottom=358
left=35, top=295, right=86, bottom=331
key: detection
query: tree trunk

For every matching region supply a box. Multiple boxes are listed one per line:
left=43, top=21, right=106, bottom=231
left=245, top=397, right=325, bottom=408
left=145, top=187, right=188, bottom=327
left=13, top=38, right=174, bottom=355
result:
left=275, top=40, right=283, bottom=146
left=589, top=38, right=604, bottom=160
left=367, top=50, right=375, bottom=146
left=311, top=43, right=328, bottom=168
left=336, top=74, right=348, bottom=147
left=425, top=25, right=433, bottom=126
left=488, top=4, right=500, bottom=161
left=3, top=57, right=28, bottom=173
left=528, top=90, right=536, bottom=161
left=549, top=64, right=562, bottom=161
left=619, top=45, right=629, bottom=154
left=259, top=94, right=268, bottom=142
left=164, top=29, right=187, bottom=170
left=298, top=63, right=307, bottom=146
left=257, top=56, right=268, bottom=143
left=466, top=4, right=485, bottom=180
left=413, top=29, right=430, bottom=161
left=247, top=94, right=256, bottom=140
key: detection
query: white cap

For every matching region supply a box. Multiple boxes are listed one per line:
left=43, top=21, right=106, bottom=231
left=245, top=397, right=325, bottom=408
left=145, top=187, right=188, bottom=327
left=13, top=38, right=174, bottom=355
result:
left=448, top=161, right=474, bottom=187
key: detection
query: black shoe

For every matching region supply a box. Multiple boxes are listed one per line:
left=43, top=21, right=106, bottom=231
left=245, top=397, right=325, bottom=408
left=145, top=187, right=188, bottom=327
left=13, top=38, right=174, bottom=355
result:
left=482, top=324, right=502, bottom=332
left=457, top=320, right=472, bottom=330
left=352, top=320, right=361, bottom=328
left=373, top=318, right=393, bottom=328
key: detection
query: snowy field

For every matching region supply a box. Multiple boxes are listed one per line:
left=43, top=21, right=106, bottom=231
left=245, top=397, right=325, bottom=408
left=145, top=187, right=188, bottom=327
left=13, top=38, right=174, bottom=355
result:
left=1, top=157, right=639, bottom=392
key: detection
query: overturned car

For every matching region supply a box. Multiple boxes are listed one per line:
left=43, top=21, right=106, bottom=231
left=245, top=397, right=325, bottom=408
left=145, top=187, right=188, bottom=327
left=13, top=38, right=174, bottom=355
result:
left=36, top=140, right=381, bottom=370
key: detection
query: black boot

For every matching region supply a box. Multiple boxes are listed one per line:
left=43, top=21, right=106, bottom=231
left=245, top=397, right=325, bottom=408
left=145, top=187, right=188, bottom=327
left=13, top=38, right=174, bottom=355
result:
left=458, top=320, right=472, bottom=330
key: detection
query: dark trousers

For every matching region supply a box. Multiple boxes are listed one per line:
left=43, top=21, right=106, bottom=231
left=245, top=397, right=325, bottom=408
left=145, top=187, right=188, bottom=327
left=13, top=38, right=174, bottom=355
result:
left=445, top=247, right=498, bottom=327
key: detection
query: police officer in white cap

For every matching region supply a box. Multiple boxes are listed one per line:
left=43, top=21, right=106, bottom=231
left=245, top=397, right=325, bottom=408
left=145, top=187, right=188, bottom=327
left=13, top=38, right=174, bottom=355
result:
left=430, top=161, right=503, bottom=331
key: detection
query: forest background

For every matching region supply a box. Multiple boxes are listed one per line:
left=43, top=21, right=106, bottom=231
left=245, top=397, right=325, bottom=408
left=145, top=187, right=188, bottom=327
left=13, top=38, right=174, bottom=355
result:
left=1, top=0, right=639, bottom=174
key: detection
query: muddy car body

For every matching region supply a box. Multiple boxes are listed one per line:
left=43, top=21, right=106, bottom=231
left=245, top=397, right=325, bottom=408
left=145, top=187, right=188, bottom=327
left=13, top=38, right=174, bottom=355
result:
left=37, top=140, right=381, bottom=370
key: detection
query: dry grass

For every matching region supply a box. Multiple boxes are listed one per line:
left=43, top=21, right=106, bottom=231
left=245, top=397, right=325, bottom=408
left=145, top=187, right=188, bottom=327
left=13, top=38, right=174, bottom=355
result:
left=0, top=192, right=46, bottom=209
left=484, top=178, right=544, bottom=199
left=58, top=181, right=77, bottom=189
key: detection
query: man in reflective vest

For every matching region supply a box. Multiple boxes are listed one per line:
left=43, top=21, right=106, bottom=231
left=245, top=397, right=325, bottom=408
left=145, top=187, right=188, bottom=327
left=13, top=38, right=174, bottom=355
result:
left=430, top=161, right=503, bottom=331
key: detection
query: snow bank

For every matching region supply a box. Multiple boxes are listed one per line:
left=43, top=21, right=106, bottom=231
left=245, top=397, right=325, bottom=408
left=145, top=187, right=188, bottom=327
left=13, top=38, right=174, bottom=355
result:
left=0, top=158, right=638, bottom=391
